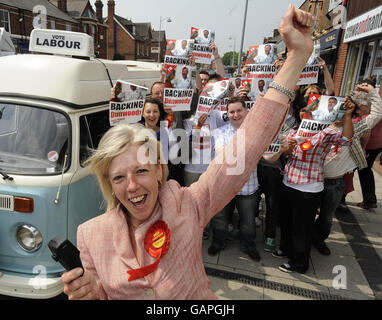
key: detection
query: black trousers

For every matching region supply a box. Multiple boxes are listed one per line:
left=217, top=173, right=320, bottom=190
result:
left=257, top=164, right=283, bottom=238
left=357, top=147, right=382, bottom=206
left=279, top=184, right=322, bottom=273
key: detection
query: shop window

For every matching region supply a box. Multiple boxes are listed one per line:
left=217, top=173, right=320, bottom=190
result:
left=343, top=43, right=361, bottom=96
left=371, top=39, right=382, bottom=90
left=356, top=41, right=376, bottom=84
left=0, top=9, right=10, bottom=32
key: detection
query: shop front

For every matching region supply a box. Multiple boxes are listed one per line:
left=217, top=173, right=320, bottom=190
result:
left=341, top=4, right=382, bottom=95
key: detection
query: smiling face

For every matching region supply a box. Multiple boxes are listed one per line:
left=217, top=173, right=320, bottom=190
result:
left=151, top=83, right=164, bottom=103
left=227, top=101, right=248, bottom=129
left=108, top=145, right=162, bottom=227
left=143, top=102, right=160, bottom=130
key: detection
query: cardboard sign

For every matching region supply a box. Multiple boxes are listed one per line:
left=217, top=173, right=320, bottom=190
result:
left=163, top=88, right=193, bottom=111
left=296, top=95, right=346, bottom=142
left=109, top=81, right=147, bottom=125
left=190, top=27, right=215, bottom=65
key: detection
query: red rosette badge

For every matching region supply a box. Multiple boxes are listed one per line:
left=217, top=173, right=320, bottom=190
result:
left=126, top=220, right=170, bottom=281
left=299, top=140, right=313, bottom=162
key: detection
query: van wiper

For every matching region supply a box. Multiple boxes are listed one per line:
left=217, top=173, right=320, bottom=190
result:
left=0, top=170, right=13, bottom=181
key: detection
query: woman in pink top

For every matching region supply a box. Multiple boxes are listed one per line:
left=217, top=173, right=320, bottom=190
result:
left=61, top=5, right=315, bottom=300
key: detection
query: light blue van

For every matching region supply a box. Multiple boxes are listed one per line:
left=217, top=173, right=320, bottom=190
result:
left=0, top=29, right=159, bottom=298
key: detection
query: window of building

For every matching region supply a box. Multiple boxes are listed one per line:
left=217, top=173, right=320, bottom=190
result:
left=50, top=20, right=56, bottom=29
left=371, top=39, right=382, bottom=90
left=66, top=23, right=72, bottom=31
left=91, top=25, right=95, bottom=39
left=356, top=41, right=376, bottom=84
left=0, top=9, right=11, bottom=32
left=342, top=42, right=362, bottom=96
left=84, top=8, right=95, bottom=19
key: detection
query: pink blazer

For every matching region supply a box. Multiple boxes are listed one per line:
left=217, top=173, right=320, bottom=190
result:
left=77, top=97, right=289, bottom=299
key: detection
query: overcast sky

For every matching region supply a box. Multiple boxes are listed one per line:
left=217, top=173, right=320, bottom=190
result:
left=90, top=0, right=305, bottom=55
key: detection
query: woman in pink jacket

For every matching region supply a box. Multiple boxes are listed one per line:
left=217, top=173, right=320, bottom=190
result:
left=61, top=5, right=314, bottom=300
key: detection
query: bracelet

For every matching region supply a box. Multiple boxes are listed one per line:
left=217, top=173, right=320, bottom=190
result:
left=268, top=82, right=296, bottom=102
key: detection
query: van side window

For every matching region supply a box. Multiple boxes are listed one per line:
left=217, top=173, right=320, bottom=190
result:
left=79, top=110, right=111, bottom=166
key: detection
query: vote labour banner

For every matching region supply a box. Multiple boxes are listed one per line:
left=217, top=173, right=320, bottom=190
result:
left=109, top=80, right=147, bottom=126
left=296, top=94, right=346, bottom=143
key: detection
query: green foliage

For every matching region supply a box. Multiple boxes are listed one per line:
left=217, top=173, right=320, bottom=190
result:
left=222, top=51, right=244, bottom=67
left=113, top=53, right=126, bottom=60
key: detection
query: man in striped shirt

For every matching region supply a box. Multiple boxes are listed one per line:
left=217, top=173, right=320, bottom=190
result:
left=208, top=97, right=261, bottom=261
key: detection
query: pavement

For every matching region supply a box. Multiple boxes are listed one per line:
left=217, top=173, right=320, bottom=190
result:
left=204, top=159, right=382, bottom=300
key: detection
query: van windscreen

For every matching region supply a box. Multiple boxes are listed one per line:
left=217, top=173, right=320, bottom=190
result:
left=0, top=103, right=70, bottom=175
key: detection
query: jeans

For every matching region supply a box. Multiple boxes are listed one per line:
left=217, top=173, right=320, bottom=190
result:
left=357, top=147, right=382, bottom=205
left=211, top=190, right=260, bottom=253
left=314, top=176, right=345, bottom=243
left=257, top=164, right=283, bottom=238
left=279, top=184, right=322, bottom=272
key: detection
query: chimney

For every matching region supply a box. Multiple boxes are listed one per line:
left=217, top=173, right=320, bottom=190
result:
left=95, top=0, right=103, bottom=24
left=57, top=0, right=67, bottom=12
left=107, top=0, right=115, bottom=59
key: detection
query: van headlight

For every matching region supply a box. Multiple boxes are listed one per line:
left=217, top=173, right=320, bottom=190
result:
left=16, top=224, right=43, bottom=252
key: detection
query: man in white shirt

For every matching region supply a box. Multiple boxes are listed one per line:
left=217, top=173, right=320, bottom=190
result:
left=118, top=85, right=144, bottom=101
left=196, top=29, right=212, bottom=44
left=171, top=40, right=189, bottom=57
left=254, top=44, right=276, bottom=64
left=208, top=96, right=261, bottom=262
left=312, top=97, right=341, bottom=122
left=171, top=66, right=192, bottom=89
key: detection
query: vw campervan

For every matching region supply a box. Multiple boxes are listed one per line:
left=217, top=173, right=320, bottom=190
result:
left=0, top=29, right=159, bottom=298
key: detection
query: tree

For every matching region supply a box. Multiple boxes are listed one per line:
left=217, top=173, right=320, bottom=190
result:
left=222, top=51, right=244, bottom=67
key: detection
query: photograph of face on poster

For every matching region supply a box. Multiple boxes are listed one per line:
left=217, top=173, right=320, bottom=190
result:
left=191, top=27, right=215, bottom=44
left=201, top=79, right=230, bottom=100
left=310, top=95, right=345, bottom=123
left=170, top=65, right=193, bottom=89
left=254, top=44, right=277, bottom=64
left=229, top=78, right=252, bottom=96
left=166, top=39, right=194, bottom=58
left=247, top=78, right=270, bottom=101
left=115, top=82, right=146, bottom=102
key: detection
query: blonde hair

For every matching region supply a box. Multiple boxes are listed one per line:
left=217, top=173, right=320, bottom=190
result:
left=84, top=123, right=169, bottom=211
left=304, top=84, right=321, bottom=96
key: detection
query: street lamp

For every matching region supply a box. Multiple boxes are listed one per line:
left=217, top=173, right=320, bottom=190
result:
left=237, top=0, right=249, bottom=74
left=158, top=16, right=172, bottom=63
left=229, top=36, right=236, bottom=67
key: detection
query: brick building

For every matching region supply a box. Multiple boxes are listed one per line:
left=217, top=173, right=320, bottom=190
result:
left=105, top=0, right=165, bottom=61
left=151, top=30, right=166, bottom=62
left=49, top=0, right=108, bottom=58
left=0, top=0, right=78, bottom=53
left=336, top=0, right=382, bottom=96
